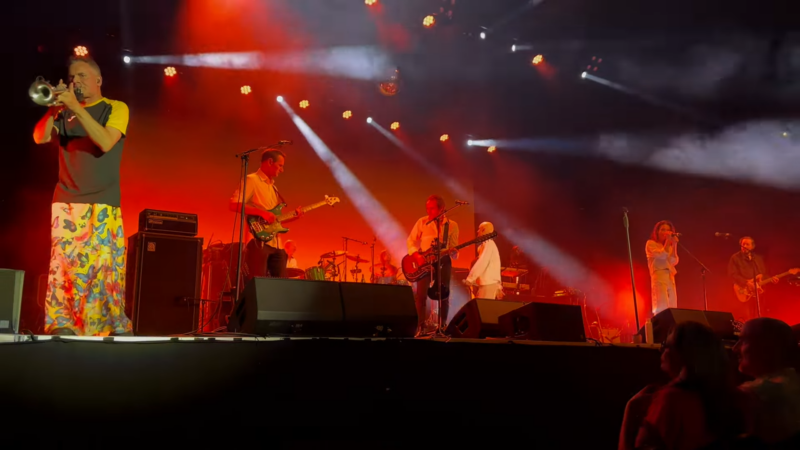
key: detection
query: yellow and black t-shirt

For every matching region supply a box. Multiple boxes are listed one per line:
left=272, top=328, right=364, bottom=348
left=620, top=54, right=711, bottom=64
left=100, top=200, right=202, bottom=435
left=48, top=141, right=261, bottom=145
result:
left=53, top=97, right=129, bottom=206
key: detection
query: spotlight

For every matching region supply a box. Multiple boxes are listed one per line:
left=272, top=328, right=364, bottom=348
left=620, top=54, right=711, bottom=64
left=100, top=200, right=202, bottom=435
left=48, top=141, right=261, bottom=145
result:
left=241, top=85, right=252, bottom=95
left=423, top=15, right=435, bottom=28
left=164, top=66, right=177, bottom=77
left=74, top=46, right=88, bottom=57
left=367, top=117, right=373, bottom=123
left=440, top=134, right=449, bottom=142
left=480, top=32, right=486, bottom=40
left=511, top=45, right=516, bottom=52
left=467, top=140, right=473, bottom=146
left=390, top=122, right=399, bottom=130
left=343, top=110, right=352, bottom=119
left=122, top=55, right=131, bottom=64
left=277, top=95, right=284, bottom=102
left=782, top=131, right=790, bottom=138
left=365, top=0, right=377, bottom=4
left=532, top=54, right=543, bottom=65
left=487, top=146, right=497, bottom=153
left=581, top=71, right=587, bottom=79
left=299, top=100, right=309, bottom=109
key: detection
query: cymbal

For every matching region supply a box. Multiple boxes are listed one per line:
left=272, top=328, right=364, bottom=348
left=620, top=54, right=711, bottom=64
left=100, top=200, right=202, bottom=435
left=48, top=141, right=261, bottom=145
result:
left=501, top=267, right=528, bottom=277
left=321, top=250, right=347, bottom=259
left=347, top=255, right=369, bottom=264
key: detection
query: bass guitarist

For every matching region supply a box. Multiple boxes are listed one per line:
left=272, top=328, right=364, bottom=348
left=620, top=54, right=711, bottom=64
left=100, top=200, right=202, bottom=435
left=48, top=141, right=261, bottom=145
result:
left=229, top=150, right=304, bottom=281
left=407, top=195, right=459, bottom=336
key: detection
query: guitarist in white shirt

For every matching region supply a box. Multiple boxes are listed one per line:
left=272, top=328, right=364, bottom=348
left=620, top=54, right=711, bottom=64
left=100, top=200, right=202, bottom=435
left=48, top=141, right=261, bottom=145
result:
left=229, top=150, right=304, bottom=281
left=728, top=236, right=777, bottom=321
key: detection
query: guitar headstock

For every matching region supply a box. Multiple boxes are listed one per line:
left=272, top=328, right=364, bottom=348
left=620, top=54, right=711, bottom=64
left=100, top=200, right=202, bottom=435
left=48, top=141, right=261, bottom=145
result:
left=324, top=195, right=340, bottom=206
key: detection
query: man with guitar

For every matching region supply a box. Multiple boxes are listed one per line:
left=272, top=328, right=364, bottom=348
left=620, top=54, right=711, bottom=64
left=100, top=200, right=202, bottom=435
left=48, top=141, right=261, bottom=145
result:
left=229, top=150, right=303, bottom=281
left=728, top=236, right=800, bottom=321
left=407, top=195, right=459, bottom=336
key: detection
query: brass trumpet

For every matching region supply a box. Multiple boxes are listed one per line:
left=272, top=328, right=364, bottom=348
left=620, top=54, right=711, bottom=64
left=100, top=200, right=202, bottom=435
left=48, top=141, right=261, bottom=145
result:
left=28, top=77, right=83, bottom=106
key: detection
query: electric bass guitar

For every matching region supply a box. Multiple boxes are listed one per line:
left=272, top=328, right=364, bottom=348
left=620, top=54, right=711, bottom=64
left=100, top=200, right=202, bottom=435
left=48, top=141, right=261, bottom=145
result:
left=247, top=195, right=340, bottom=242
left=402, top=231, right=498, bottom=283
left=733, top=267, right=800, bottom=303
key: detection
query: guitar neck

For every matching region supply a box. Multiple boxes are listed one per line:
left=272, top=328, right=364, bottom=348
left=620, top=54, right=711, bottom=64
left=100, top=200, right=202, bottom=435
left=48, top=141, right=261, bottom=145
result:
left=443, top=233, right=498, bottom=252
left=277, top=200, right=329, bottom=221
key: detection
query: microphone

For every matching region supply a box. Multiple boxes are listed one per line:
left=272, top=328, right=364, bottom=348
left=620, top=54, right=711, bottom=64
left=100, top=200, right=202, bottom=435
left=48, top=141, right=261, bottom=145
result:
left=715, top=232, right=731, bottom=238
left=455, top=200, right=469, bottom=205
left=670, top=232, right=683, bottom=237
left=279, top=140, right=293, bottom=145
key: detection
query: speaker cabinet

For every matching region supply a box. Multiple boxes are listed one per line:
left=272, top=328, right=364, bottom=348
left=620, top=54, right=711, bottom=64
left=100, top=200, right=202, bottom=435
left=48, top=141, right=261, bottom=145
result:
left=126, top=232, right=203, bottom=336
left=0, top=269, right=24, bottom=334
left=446, top=299, right=527, bottom=338
left=648, top=308, right=736, bottom=343
left=228, top=278, right=417, bottom=337
left=499, top=302, right=586, bottom=342
left=340, top=282, right=416, bottom=337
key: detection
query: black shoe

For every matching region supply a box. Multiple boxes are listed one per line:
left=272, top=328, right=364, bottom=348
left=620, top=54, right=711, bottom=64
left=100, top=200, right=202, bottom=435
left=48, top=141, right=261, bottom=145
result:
left=50, top=328, right=76, bottom=336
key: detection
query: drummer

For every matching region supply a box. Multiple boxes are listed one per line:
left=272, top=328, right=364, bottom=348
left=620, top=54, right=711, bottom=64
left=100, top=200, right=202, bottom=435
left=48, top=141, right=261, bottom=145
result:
left=371, top=250, right=399, bottom=283
left=284, top=240, right=298, bottom=269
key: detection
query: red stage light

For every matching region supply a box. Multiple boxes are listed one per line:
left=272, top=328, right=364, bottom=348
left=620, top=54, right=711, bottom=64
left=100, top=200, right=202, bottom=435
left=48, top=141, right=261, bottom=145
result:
left=343, top=110, right=352, bottom=119
left=390, top=122, right=400, bottom=130
left=299, top=100, right=309, bottom=109
left=423, top=15, right=435, bottom=27
left=74, top=46, right=88, bottom=57
left=532, top=54, right=543, bottom=65
left=164, top=67, right=177, bottom=77
left=487, top=146, right=497, bottom=153
left=365, top=0, right=377, bottom=5
left=240, top=85, right=251, bottom=95
left=440, top=134, right=449, bottom=142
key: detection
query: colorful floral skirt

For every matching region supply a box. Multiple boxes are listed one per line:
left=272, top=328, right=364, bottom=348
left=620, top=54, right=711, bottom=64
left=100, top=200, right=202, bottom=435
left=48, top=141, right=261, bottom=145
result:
left=44, top=203, right=132, bottom=336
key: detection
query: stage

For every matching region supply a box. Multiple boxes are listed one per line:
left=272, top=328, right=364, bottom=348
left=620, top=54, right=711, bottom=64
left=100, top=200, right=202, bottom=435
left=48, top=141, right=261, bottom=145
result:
left=0, top=334, right=666, bottom=448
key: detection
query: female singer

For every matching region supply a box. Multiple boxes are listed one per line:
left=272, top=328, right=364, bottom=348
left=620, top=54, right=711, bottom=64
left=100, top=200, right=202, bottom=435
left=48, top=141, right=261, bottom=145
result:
left=646, top=220, right=680, bottom=315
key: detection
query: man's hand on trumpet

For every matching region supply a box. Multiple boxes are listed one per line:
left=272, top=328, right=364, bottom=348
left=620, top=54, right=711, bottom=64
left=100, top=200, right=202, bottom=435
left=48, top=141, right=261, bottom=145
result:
left=55, top=82, right=82, bottom=111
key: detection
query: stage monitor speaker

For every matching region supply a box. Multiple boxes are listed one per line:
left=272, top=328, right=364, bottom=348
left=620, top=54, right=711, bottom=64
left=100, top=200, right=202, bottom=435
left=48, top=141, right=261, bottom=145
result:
left=648, top=308, right=736, bottom=343
left=446, top=299, right=526, bottom=338
left=126, top=232, right=203, bottom=336
left=0, top=269, right=24, bottom=334
left=340, top=282, right=416, bottom=337
left=228, top=278, right=343, bottom=336
left=498, top=302, right=586, bottom=342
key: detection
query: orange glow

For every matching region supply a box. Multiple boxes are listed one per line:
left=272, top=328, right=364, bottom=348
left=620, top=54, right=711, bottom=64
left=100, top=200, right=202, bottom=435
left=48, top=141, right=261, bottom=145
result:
left=532, top=54, right=543, bottom=65
left=74, top=46, right=88, bottom=56
left=440, top=134, right=449, bottom=142
left=487, top=146, right=496, bottom=153
left=423, top=15, right=435, bottom=27
left=365, top=0, right=377, bottom=5
left=240, top=85, right=251, bottom=95
left=343, top=110, right=352, bottom=119
left=164, top=67, right=177, bottom=77
left=299, top=100, right=309, bottom=109
left=390, top=122, right=400, bottom=130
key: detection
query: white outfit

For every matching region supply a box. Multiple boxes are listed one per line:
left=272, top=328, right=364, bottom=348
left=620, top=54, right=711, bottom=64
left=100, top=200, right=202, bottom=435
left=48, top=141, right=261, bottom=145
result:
left=646, top=239, right=679, bottom=314
left=467, top=240, right=502, bottom=299
left=286, top=257, right=298, bottom=269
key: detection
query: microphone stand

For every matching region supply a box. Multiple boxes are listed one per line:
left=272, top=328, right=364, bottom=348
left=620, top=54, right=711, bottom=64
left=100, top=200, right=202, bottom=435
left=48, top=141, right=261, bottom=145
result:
left=676, top=241, right=711, bottom=311
left=622, top=208, right=641, bottom=334
left=370, top=237, right=376, bottom=283
left=748, top=255, right=762, bottom=318
left=426, top=203, right=465, bottom=336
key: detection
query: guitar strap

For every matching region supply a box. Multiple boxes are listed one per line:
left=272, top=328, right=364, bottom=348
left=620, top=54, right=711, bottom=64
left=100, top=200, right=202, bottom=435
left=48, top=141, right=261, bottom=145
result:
left=274, top=184, right=287, bottom=205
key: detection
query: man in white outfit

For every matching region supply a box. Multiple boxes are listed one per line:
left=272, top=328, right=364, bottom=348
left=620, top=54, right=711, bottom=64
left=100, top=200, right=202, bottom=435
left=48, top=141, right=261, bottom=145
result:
left=464, top=222, right=502, bottom=299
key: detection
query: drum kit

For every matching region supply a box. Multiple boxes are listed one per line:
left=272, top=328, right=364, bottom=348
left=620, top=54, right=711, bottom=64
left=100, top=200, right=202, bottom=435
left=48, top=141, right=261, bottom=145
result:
left=287, top=249, right=408, bottom=285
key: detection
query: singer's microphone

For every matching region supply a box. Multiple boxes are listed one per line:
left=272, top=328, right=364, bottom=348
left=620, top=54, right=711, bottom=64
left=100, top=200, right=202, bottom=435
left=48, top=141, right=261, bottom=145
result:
left=455, top=200, right=469, bottom=205
left=670, top=232, right=683, bottom=237
left=715, top=232, right=731, bottom=238
left=279, top=140, right=293, bottom=145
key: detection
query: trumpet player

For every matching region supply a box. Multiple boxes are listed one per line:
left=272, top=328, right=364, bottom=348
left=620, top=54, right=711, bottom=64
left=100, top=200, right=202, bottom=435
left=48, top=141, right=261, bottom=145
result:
left=32, top=56, right=132, bottom=337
